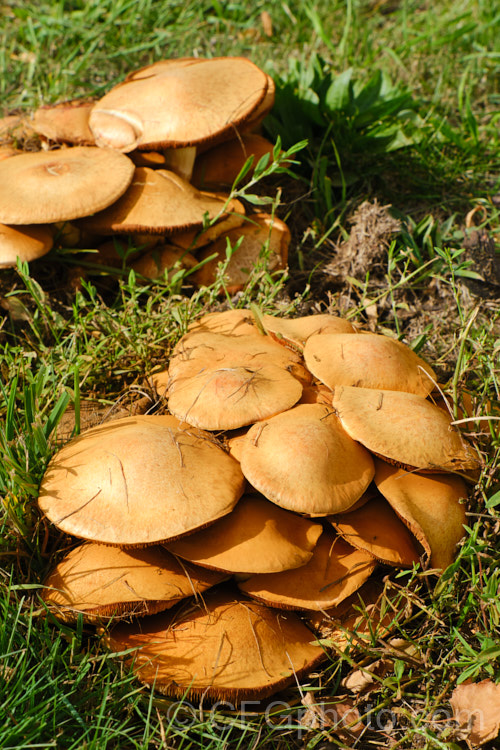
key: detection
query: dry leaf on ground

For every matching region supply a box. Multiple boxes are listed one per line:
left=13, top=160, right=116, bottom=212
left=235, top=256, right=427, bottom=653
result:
left=450, top=679, right=500, bottom=747
left=301, top=693, right=364, bottom=741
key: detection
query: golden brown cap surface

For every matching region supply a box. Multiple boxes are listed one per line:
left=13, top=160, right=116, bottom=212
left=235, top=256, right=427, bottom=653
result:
left=89, top=57, right=268, bottom=152
left=331, top=386, right=480, bottom=472
left=106, top=588, right=325, bottom=701
left=330, top=494, right=422, bottom=567
left=42, top=542, right=225, bottom=622
left=38, top=415, right=245, bottom=546
left=78, top=168, right=235, bottom=235
left=0, top=147, right=135, bottom=224
left=166, top=494, right=323, bottom=573
left=192, top=133, right=276, bottom=189
left=0, top=223, right=53, bottom=267
left=374, top=460, right=468, bottom=570
left=262, top=313, right=356, bottom=349
left=167, top=361, right=303, bottom=430
left=240, top=404, right=375, bottom=515
left=32, top=99, right=95, bottom=145
left=192, top=213, right=290, bottom=292
left=304, top=332, right=436, bottom=396
left=238, top=530, right=376, bottom=611
left=131, top=245, right=197, bottom=280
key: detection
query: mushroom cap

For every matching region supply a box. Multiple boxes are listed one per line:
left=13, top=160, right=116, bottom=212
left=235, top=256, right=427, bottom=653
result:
left=187, top=309, right=257, bottom=337
left=169, top=197, right=246, bottom=251
left=78, top=167, right=237, bottom=235
left=130, top=245, right=197, bottom=280
left=42, top=542, right=225, bottom=622
left=166, top=361, right=303, bottom=431
left=329, top=494, right=422, bottom=567
left=262, top=313, right=356, bottom=349
left=32, top=99, right=95, bottom=145
left=304, top=332, right=436, bottom=396
left=0, top=147, right=135, bottom=224
left=0, top=223, right=54, bottom=267
left=191, top=213, right=290, bottom=292
left=331, top=385, right=480, bottom=473
left=374, top=460, right=468, bottom=570
left=164, top=329, right=310, bottom=386
left=192, top=133, right=276, bottom=189
left=38, top=415, right=245, bottom=546
left=238, top=530, right=376, bottom=611
left=239, top=403, right=375, bottom=516
left=106, top=589, right=325, bottom=701
left=89, top=57, right=269, bottom=152
left=166, top=494, right=323, bottom=573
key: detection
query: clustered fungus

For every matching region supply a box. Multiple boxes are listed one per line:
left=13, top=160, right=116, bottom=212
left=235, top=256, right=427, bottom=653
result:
left=0, top=56, right=288, bottom=288
left=37, top=307, right=479, bottom=704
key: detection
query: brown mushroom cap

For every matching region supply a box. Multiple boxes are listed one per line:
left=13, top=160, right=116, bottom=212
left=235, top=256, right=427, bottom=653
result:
left=166, top=494, right=323, bottom=573
left=374, top=460, right=468, bottom=570
left=38, top=415, right=245, bottom=546
left=239, top=403, right=375, bottom=516
left=89, top=57, right=269, bottom=152
left=331, top=385, right=480, bottom=473
left=32, top=99, right=95, bottom=145
left=0, top=223, right=54, bottom=267
left=164, top=329, right=310, bottom=386
left=0, top=147, right=135, bottom=225
left=192, top=134, right=277, bottom=189
left=187, top=309, right=257, bottom=337
left=329, top=494, right=423, bottom=567
left=166, top=361, right=304, bottom=431
left=238, top=530, right=377, bottom=611
left=42, top=542, right=226, bottom=622
left=78, top=167, right=238, bottom=235
left=262, top=313, right=357, bottom=349
left=106, top=589, right=325, bottom=701
left=191, top=213, right=290, bottom=292
left=169, top=197, right=246, bottom=251
left=130, top=245, right=197, bottom=280
left=304, top=332, right=436, bottom=396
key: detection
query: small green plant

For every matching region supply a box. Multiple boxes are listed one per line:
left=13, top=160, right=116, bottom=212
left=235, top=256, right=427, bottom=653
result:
left=265, top=55, right=426, bottom=216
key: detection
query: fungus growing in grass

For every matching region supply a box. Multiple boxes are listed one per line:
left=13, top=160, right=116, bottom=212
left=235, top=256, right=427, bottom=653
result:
left=32, top=98, right=95, bottom=145
left=89, top=57, right=269, bottom=153
left=78, top=167, right=241, bottom=236
left=261, top=312, right=357, bottom=349
left=239, top=403, right=375, bottom=516
left=191, top=133, right=277, bottom=189
left=0, top=147, right=135, bottom=224
left=38, top=415, right=245, bottom=546
left=42, top=542, right=226, bottom=623
left=166, top=361, right=304, bottom=431
left=106, top=588, right=325, bottom=701
left=331, top=385, right=480, bottom=473
left=191, top=213, right=291, bottom=293
left=329, top=494, right=423, bottom=568
left=130, top=244, right=198, bottom=280
left=166, top=494, right=323, bottom=574
left=304, top=332, right=436, bottom=396
left=238, top=529, right=376, bottom=611
left=374, top=459, right=468, bottom=570
left=0, top=223, right=54, bottom=267
left=157, top=328, right=310, bottom=394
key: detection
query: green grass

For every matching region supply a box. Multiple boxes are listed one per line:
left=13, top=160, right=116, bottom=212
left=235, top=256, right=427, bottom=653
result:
left=1, top=0, right=499, bottom=747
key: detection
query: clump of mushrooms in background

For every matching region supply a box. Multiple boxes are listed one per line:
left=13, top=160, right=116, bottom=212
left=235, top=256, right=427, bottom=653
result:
left=0, top=56, right=287, bottom=287
left=37, top=307, right=480, bottom=704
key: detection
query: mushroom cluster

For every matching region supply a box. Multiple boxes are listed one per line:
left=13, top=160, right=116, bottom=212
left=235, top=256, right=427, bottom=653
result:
left=0, top=57, right=287, bottom=287
left=38, top=308, right=479, bottom=703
